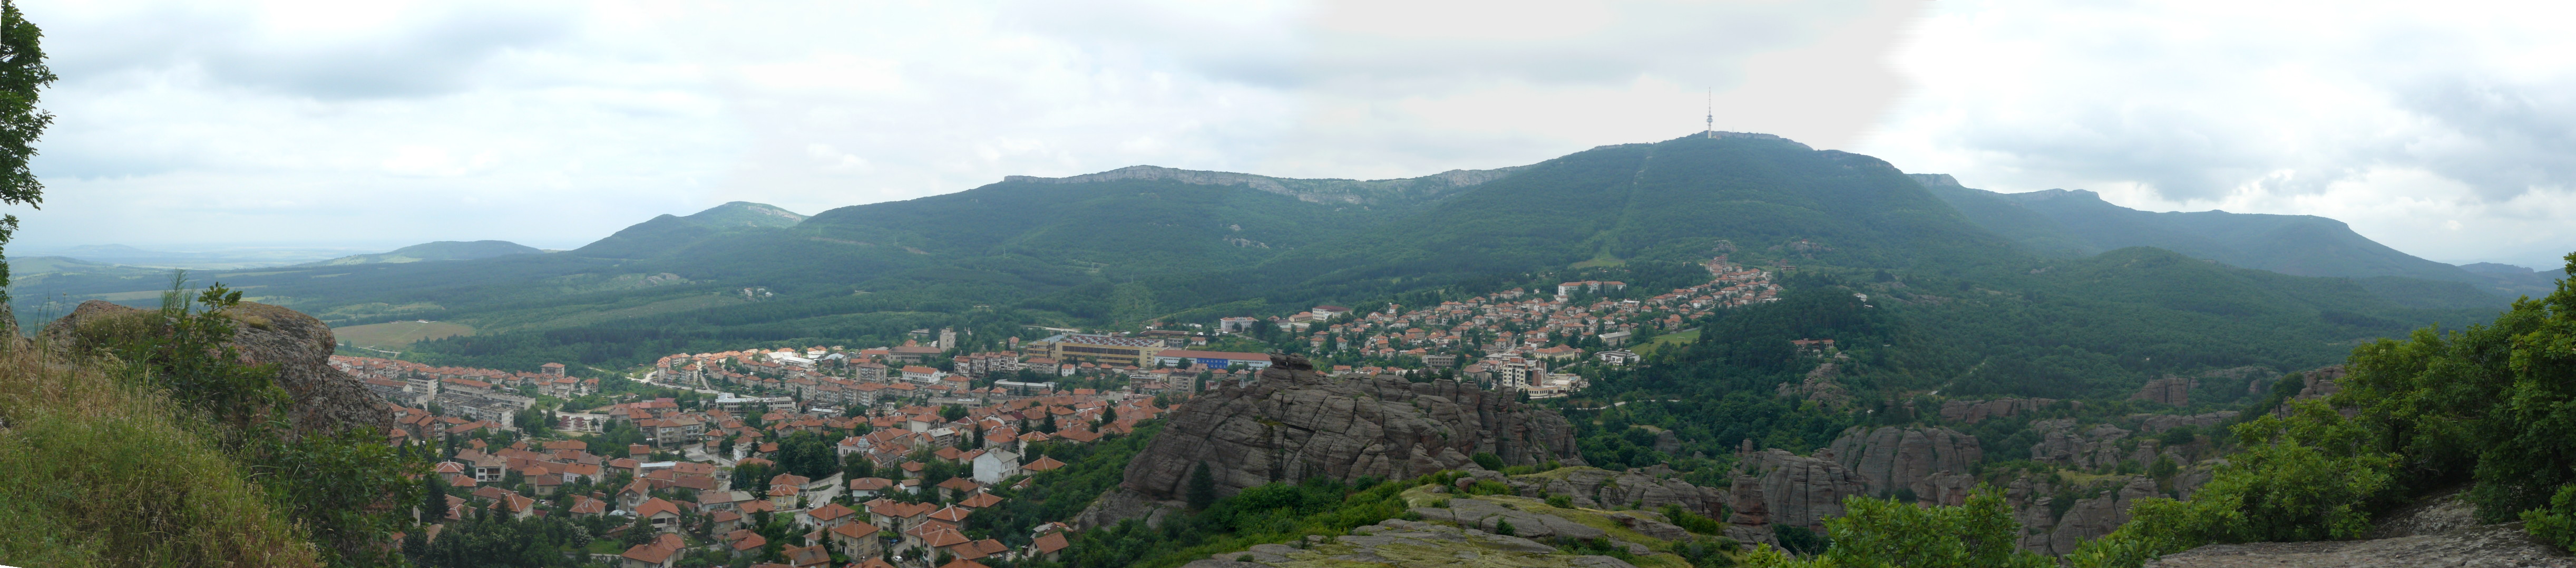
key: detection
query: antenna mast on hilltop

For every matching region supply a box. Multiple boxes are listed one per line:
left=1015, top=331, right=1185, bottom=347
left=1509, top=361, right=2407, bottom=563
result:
left=1704, top=88, right=1715, bottom=138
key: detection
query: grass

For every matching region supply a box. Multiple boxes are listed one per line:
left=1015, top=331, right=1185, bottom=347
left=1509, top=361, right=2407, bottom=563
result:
left=0, top=340, right=324, bottom=567
left=333, top=320, right=475, bottom=349
left=1630, top=329, right=1699, bottom=355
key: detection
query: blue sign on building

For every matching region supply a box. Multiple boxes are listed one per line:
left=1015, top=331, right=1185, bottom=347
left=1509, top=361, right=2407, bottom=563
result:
left=1198, top=358, right=1235, bottom=368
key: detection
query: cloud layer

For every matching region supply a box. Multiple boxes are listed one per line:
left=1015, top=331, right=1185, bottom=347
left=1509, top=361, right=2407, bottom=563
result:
left=9, top=0, right=2571, bottom=269
left=1858, top=0, right=2576, bottom=267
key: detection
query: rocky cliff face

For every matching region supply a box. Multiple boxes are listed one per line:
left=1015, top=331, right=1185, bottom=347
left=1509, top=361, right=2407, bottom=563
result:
left=1728, top=449, right=1868, bottom=531
left=43, top=300, right=387, bottom=436
left=2135, top=377, right=2197, bottom=406
left=1119, top=355, right=1585, bottom=503
left=1823, top=426, right=1982, bottom=500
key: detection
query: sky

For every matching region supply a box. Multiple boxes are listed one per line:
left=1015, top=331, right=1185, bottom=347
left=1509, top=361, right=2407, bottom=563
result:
left=9, top=0, right=2574, bottom=269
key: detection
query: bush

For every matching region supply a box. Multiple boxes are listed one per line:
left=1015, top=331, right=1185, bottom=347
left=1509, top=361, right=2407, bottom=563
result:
left=2521, top=485, right=2576, bottom=550
left=1746, top=490, right=2051, bottom=568
left=1494, top=519, right=1517, bottom=536
left=1471, top=452, right=1506, bottom=471
left=1662, top=504, right=1728, bottom=535
left=1547, top=495, right=1575, bottom=509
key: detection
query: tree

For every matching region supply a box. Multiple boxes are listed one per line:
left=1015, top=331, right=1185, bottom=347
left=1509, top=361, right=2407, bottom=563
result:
left=0, top=0, right=51, bottom=303
left=422, top=474, right=451, bottom=521
left=1185, top=461, right=1216, bottom=510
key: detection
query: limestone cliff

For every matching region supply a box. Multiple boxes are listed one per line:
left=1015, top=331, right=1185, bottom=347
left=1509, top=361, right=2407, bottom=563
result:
left=1120, top=355, right=1585, bottom=503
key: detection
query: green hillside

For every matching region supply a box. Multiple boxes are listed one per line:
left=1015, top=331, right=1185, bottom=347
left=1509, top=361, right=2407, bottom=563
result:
left=11, top=133, right=2513, bottom=394
left=1911, top=174, right=2487, bottom=284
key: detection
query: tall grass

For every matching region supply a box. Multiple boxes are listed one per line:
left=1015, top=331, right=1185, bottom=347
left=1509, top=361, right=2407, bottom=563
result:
left=0, top=339, right=323, bottom=567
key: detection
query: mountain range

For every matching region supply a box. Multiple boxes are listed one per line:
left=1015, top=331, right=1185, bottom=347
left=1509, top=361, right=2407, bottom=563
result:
left=8, top=132, right=2548, bottom=397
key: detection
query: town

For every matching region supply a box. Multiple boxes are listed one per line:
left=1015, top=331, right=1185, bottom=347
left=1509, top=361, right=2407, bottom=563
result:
left=328, top=255, right=1776, bottom=568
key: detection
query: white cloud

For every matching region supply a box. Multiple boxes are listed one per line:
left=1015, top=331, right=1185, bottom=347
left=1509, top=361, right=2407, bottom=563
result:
left=1859, top=0, right=2576, bottom=268
left=18, top=0, right=2563, bottom=272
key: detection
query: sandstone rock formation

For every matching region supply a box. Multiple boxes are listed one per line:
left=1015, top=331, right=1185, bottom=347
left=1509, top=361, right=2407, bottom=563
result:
left=2135, top=377, right=2198, bottom=406
left=1939, top=398, right=2058, bottom=424
left=2134, top=411, right=2239, bottom=432
left=1729, top=449, right=1867, bottom=530
left=2029, top=419, right=2134, bottom=470
left=1822, top=426, right=1983, bottom=500
left=1506, top=467, right=1726, bottom=514
left=1119, top=354, right=1585, bottom=503
left=2046, top=476, right=2160, bottom=554
left=43, top=300, right=388, bottom=436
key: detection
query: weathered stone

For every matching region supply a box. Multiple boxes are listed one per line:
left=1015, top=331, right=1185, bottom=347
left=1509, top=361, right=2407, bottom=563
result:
left=2046, top=476, right=2158, bottom=555
left=2134, top=377, right=2197, bottom=406
left=1824, top=426, right=1982, bottom=499
left=2143, top=524, right=2571, bottom=567
left=43, top=300, right=388, bottom=436
left=1116, top=355, right=1584, bottom=505
left=2029, top=419, right=2134, bottom=470
left=2133, top=411, right=2238, bottom=433
left=1732, top=449, right=1867, bottom=530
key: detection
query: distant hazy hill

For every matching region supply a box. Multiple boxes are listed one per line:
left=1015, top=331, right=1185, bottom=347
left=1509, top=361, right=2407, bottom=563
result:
left=313, top=240, right=543, bottom=265
left=680, top=201, right=806, bottom=228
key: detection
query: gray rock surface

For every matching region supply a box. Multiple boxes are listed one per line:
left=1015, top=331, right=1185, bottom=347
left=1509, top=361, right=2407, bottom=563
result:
left=1824, top=426, right=1982, bottom=500
left=2030, top=419, right=2135, bottom=470
left=1731, top=449, right=1867, bottom=530
left=1513, top=467, right=1726, bottom=515
left=2144, top=524, right=2571, bottom=567
left=2047, top=476, right=2160, bottom=554
left=2134, top=412, right=2239, bottom=433
left=1118, top=354, right=1585, bottom=504
left=2135, top=377, right=2198, bottom=406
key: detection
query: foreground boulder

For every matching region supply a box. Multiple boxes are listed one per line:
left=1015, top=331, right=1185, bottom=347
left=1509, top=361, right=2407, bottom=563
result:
left=43, top=300, right=388, bottom=436
left=1119, top=354, right=1585, bottom=503
left=2146, top=491, right=2571, bottom=567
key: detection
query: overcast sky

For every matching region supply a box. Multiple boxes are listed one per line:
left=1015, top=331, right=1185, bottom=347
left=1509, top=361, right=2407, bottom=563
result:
left=11, top=1, right=2573, bottom=268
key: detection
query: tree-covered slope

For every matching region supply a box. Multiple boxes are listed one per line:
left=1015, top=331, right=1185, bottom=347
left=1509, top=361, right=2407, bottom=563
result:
left=1911, top=174, right=2484, bottom=284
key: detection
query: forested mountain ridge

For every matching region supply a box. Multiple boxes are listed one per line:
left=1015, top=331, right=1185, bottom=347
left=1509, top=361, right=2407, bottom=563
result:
left=1909, top=173, right=2550, bottom=297
left=6, top=133, right=2510, bottom=391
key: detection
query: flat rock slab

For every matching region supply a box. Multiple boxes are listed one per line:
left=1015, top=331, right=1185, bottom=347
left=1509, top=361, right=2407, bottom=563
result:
left=2146, top=525, right=2573, bottom=568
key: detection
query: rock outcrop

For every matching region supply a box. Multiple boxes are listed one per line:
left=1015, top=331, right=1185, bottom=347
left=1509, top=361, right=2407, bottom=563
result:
left=1729, top=449, right=1868, bottom=530
left=2135, top=377, right=2197, bottom=406
left=1823, top=426, right=1983, bottom=501
left=1118, top=354, right=1585, bottom=503
left=1187, top=516, right=1645, bottom=568
left=2029, top=419, right=2135, bottom=470
left=42, top=300, right=388, bottom=436
left=1507, top=467, right=1727, bottom=514
left=2133, top=411, right=2238, bottom=432
left=1939, top=398, right=2058, bottom=423
left=2046, top=477, right=2160, bottom=554
left=2146, top=489, right=2571, bottom=567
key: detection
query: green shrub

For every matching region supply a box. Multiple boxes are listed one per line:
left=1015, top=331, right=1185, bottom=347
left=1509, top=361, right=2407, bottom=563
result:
left=1548, top=495, right=1575, bottom=509
left=1746, top=490, right=2050, bottom=568
left=1471, top=452, right=1506, bottom=471
left=1494, top=519, right=1517, bottom=536
left=1662, top=504, right=1728, bottom=535
left=2521, top=485, right=2576, bottom=550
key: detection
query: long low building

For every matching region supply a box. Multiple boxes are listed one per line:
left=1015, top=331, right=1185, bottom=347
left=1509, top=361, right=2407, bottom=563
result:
left=1149, top=350, right=1272, bottom=371
left=1048, top=334, right=1166, bottom=367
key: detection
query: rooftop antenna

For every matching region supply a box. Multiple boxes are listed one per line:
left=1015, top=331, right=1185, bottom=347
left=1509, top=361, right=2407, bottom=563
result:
left=1704, top=88, right=1715, bottom=138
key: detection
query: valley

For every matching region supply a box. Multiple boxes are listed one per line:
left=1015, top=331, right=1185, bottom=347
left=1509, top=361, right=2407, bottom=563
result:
left=12, top=132, right=2572, bottom=568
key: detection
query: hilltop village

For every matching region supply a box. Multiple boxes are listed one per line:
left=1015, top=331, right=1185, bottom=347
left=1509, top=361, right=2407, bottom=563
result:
left=321, top=255, right=1777, bottom=568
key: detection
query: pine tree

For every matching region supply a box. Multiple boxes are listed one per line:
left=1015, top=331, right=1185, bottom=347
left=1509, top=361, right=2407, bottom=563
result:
left=1186, top=461, right=1216, bottom=510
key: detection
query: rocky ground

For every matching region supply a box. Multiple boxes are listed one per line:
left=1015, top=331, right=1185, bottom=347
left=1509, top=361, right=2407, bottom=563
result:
left=2146, top=490, right=2574, bottom=567
left=1187, top=485, right=1726, bottom=568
